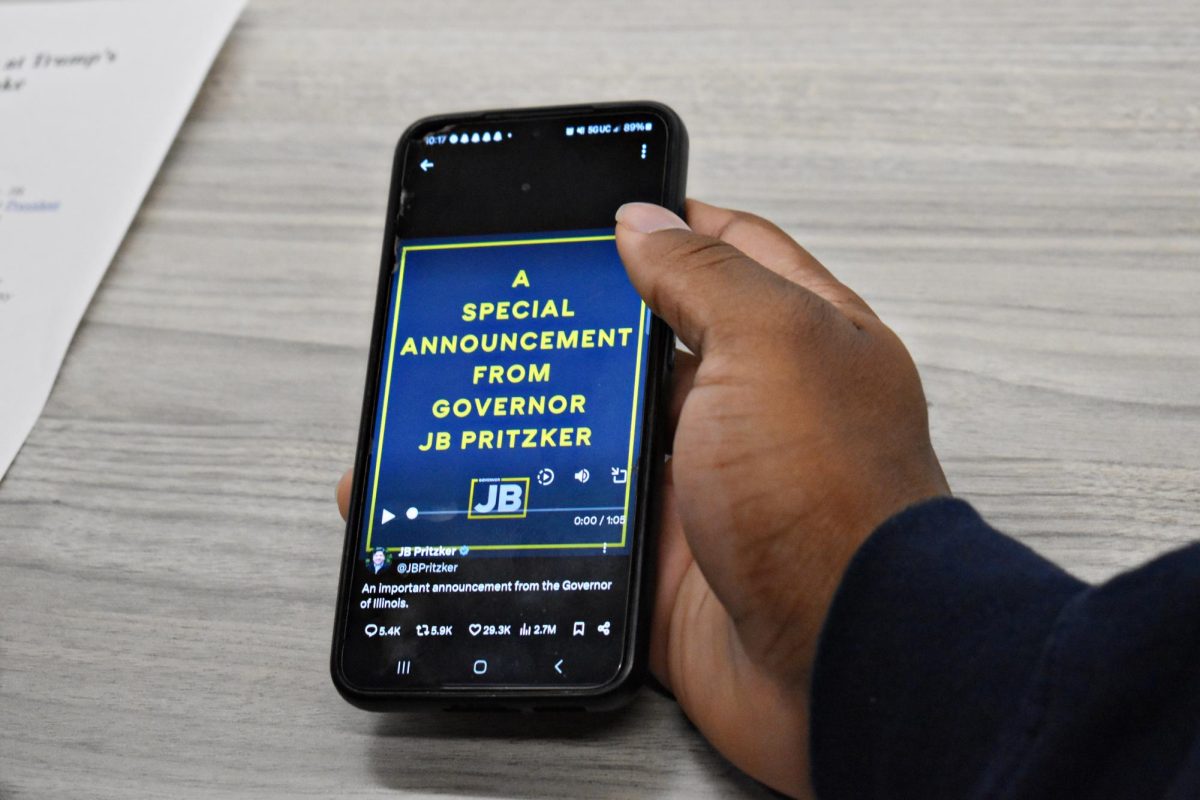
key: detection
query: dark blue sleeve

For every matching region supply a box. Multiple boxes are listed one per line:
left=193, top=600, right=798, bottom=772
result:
left=810, top=497, right=1200, bottom=800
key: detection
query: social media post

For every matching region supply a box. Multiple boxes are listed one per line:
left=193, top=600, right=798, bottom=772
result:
left=344, top=554, right=630, bottom=685
left=360, top=230, right=650, bottom=561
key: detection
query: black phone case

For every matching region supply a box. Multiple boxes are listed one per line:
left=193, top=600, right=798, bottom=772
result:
left=331, top=101, right=688, bottom=711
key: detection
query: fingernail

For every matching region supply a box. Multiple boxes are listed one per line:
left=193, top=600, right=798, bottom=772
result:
left=615, top=202, right=690, bottom=234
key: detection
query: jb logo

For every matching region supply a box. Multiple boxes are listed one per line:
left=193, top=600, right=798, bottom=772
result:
left=467, top=477, right=530, bottom=519
left=476, top=483, right=521, bottom=513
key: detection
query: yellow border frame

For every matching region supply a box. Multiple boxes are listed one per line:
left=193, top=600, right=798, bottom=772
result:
left=364, top=234, right=647, bottom=553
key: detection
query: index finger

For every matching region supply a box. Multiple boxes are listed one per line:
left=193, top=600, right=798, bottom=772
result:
left=336, top=469, right=352, bottom=520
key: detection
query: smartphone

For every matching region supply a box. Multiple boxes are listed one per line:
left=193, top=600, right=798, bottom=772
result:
left=331, top=102, right=688, bottom=710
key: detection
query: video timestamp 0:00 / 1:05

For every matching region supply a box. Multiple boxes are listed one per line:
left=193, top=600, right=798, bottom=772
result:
left=574, top=514, right=625, bottom=527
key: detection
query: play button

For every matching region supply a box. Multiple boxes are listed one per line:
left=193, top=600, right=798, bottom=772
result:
left=381, top=509, right=395, bottom=525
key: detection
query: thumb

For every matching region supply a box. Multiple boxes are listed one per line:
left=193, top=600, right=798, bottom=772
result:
left=614, top=202, right=819, bottom=356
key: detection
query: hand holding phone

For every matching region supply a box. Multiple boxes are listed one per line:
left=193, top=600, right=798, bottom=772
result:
left=332, top=102, right=947, bottom=799
left=334, top=184, right=949, bottom=796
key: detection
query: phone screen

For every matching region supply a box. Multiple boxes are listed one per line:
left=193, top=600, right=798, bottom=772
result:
left=336, top=108, right=678, bottom=696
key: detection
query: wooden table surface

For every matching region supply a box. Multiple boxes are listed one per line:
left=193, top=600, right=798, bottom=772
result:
left=2, top=0, right=1198, bottom=796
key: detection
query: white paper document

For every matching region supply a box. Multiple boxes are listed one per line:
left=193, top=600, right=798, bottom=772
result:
left=0, top=0, right=245, bottom=480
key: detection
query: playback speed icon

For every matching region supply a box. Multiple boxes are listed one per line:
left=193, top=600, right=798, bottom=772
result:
left=536, top=467, right=554, bottom=486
